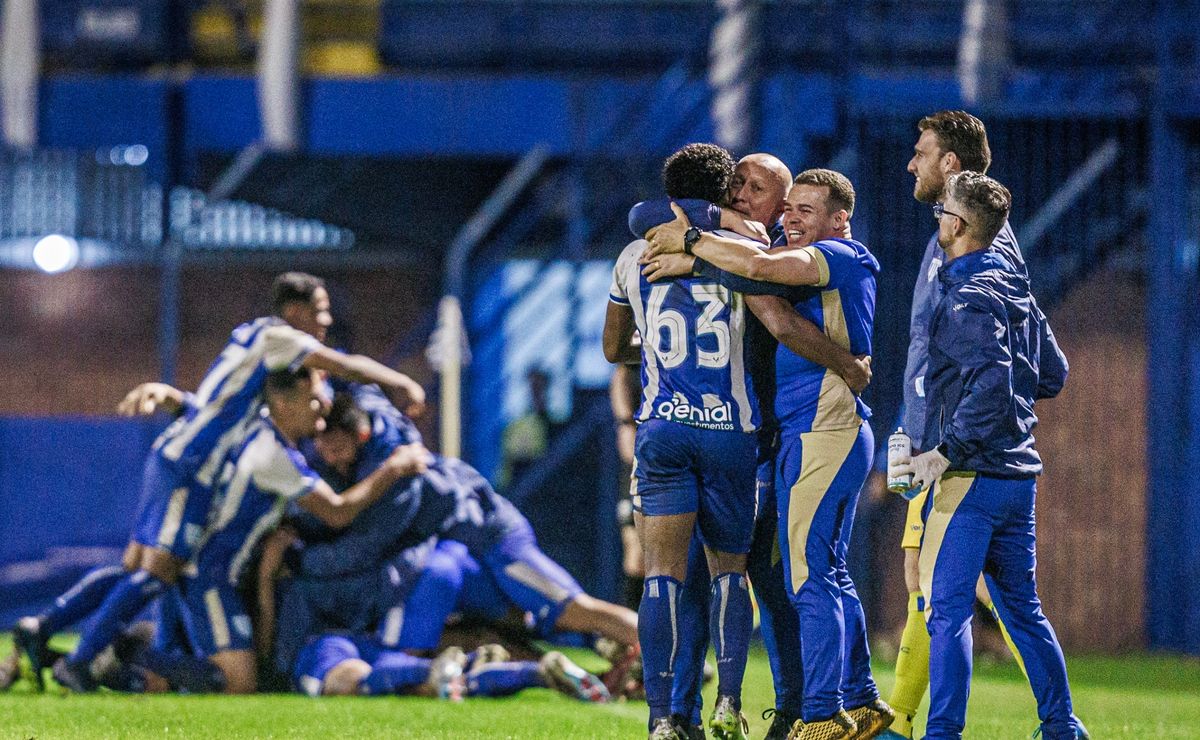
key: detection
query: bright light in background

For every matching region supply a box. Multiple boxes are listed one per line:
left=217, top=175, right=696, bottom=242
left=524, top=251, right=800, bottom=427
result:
left=32, top=234, right=80, bottom=273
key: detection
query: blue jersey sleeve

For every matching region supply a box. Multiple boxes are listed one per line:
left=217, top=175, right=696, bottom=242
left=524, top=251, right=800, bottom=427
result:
left=628, top=198, right=721, bottom=238
left=932, top=303, right=1016, bottom=466
left=693, top=257, right=795, bottom=298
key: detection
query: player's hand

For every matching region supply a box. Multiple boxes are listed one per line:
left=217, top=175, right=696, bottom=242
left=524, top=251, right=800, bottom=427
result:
left=117, top=382, right=184, bottom=417
left=840, top=354, right=872, bottom=395
left=641, top=253, right=696, bottom=282
left=386, top=377, right=427, bottom=419
left=720, top=208, right=771, bottom=244
left=894, top=448, right=950, bottom=493
left=643, top=202, right=692, bottom=259
left=385, top=443, right=433, bottom=478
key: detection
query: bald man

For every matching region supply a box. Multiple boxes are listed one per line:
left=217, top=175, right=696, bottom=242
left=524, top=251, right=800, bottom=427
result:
left=628, top=151, right=870, bottom=738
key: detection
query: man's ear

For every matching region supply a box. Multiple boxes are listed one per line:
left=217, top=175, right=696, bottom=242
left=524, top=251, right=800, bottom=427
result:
left=941, top=150, right=960, bottom=175
left=357, top=427, right=371, bottom=445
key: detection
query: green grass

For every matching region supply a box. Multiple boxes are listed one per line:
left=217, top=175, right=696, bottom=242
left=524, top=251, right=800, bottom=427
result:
left=2, top=634, right=1198, bottom=738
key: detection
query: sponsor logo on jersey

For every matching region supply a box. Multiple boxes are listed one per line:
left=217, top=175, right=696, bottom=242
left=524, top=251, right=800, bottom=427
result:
left=655, top=392, right=735, bottom=431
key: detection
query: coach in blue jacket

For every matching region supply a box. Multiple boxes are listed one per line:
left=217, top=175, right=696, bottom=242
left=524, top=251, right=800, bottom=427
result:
left=894, top=171, right=1080, bottom=740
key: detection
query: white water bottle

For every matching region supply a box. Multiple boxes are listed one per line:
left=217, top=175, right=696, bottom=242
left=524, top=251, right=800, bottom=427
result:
left=887, top=427, right=916, bottom=498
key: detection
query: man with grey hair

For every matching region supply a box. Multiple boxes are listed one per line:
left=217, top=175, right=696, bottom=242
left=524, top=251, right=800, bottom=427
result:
left=893, top=171, right=1080, bottom=740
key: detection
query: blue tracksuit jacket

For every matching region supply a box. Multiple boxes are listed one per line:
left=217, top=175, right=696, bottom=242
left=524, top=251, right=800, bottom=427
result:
left=922, top=246, right=1068, bottom=478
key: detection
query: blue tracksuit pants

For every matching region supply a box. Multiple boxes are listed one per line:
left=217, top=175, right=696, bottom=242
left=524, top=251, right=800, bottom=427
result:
left=919, top=473, right=1075, bottom=740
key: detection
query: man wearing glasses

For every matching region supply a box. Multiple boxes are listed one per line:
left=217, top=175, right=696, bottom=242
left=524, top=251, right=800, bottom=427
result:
left=891, top=171, right=1079, bottom=739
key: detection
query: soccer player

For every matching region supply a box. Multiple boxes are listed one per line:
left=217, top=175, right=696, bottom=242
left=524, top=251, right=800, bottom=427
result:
left=128, top=366, right=430, bottom=694
left=891, top=171, right=1080, bottom=740
left=883, top=111, right=1038, bottom=740
left=604, top=142, right=761, bottom=740
left=15, top=272, right=425, bottom=691
left=291, top=392, right=641, bottom=655
left=631, top=152, right=875, bottom=740
left=293, top=634, right=608, bottom=702
left=643, top=169, right=891, bottom=739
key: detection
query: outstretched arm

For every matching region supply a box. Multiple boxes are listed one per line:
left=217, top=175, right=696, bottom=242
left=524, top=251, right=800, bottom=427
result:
left=303, top=346, right=426, bottom=418
left=645, top=204, right=822, bottom=286
left=117, top=382, right=189, bottom=417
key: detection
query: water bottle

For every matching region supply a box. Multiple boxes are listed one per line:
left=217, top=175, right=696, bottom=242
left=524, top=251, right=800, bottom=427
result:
left=887, top=427, right=917, bottom=499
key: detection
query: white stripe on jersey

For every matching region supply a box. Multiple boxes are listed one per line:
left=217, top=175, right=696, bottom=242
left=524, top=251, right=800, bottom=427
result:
left=161, top=318, right=317, bottom=466
left=161, top=321, right=272, bottom=463
left=727, top=291, right=755, bottom=433
left=226, top=497, right=286, bottom=585
left=619, top=241, right=660, bottom=421
left=382, top=606, right=404, bottom=646
left=194, top=404, right=264, bottom=488
left=204, top=588, right=231, bottom=650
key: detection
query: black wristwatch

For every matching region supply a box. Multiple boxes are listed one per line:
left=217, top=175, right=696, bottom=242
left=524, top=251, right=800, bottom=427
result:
left=683, top=226, right=702, bottom=255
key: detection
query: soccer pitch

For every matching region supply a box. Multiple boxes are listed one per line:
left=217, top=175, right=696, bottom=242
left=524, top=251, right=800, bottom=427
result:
left=1, top=638, right=1197, bottom=739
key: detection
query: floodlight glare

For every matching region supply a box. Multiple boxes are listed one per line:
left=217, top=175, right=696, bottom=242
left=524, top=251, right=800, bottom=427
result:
left=32, top=234, right=80, bottom=273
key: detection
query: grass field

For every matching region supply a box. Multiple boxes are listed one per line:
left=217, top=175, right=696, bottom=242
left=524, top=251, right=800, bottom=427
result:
left=2, top=635, right=1198, bottom=739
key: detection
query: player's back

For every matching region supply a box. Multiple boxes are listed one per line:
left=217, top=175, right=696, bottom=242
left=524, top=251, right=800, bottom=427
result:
left=774, top=238, right=879, bottom=432
left=610, top=236, right=758, bottom=433
left=157, top=317, right=319, bottom=480
left=195, top=416, right=318, bottom=586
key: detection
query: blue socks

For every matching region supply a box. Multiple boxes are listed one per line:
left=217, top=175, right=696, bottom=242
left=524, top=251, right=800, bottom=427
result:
left=710, top=572, right=752, bottom=709
left=40, top=565, right=126, bottom=635
left=69, top=570, right=167, bottom=666
left=672, top=544, right=710, bottom=726
left=466, top=662, right=542, bottom=697
left=640, top=575, right=683, bottom=725
left=361, top=652, right=433, bottom=695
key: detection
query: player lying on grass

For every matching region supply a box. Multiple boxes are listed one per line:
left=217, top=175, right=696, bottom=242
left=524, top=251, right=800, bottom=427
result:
left=14, top=272, right=425, bottom=692
left=292, top=631, right=608, bottom=701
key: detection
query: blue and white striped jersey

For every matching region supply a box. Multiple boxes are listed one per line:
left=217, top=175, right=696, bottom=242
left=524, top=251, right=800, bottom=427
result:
left=192, top=415, right=320, bottom=586
left=156, top=317, right=320, bottom=485
left=609, top=235, right=758, bottom=433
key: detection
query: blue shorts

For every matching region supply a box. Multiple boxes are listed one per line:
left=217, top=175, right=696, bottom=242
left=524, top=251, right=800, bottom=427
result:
left=293, top=633, right=382, bottom=696
left=632, top=418, right=757, bottom=554
left=377, top=540, right=472, bottom=651
left=482, top=519, right=584, bottom=636
left=131, top=451, right=213, bottom=560
left=178, top=577, right=254, bottom=657
left=454, top=544, right=510, bottom=622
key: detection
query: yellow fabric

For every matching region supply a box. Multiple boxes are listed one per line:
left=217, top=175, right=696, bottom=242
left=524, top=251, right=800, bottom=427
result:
left=918, top=473, right=976, bottom=623
left=888, top=591, right=928, bottom=734
left=900, top=485, right=930, bottom=549
left=985, top=597, right=1031, bottom=681
left=786, top=426, right=860, bottom=593
left=811, top=290, right=861, bottom=432
left=800, top=246, right=830, bottom=287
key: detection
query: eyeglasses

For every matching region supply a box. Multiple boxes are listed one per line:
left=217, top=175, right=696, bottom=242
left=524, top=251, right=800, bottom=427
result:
left=932, top=202, right=969, bottom=226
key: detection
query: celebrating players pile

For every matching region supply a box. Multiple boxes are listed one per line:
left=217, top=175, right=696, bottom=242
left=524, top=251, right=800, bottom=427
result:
left=8, top=272, right=637, bottom=705
left=603, top=111, right=1087, bottom=740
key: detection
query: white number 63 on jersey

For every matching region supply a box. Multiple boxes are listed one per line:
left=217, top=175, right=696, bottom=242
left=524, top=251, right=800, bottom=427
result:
left=646, top=283, right=732, bottom=369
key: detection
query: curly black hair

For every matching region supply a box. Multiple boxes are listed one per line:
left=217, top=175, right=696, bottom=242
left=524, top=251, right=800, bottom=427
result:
left=661, top=143, right=735, bottom=204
